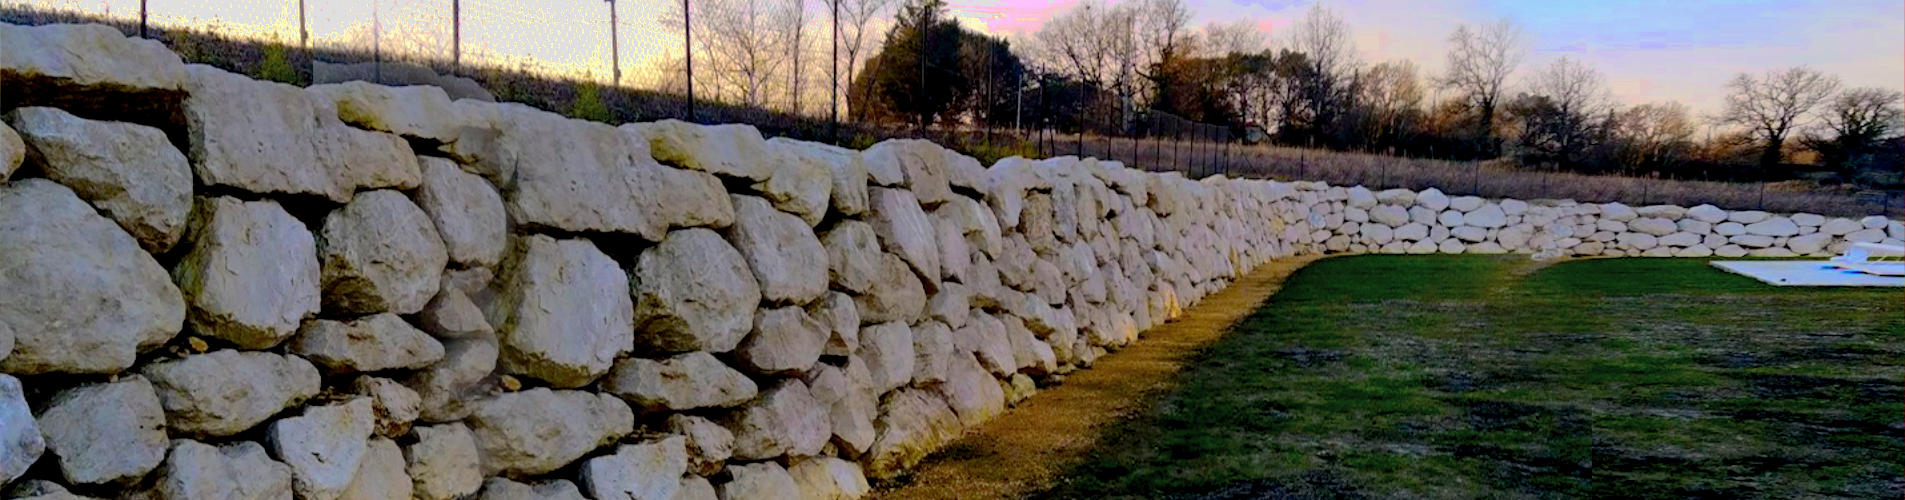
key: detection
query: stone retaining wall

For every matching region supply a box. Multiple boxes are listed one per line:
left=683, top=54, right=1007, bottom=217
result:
left=1, top=21, right=1900, bottom=500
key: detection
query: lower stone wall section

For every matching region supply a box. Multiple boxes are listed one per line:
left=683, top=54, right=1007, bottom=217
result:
left=0, top=21, right=1900, bottom=500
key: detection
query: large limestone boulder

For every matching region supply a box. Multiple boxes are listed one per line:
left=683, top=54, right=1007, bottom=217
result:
left=665, top=414, right=734, bottom=476
left=184, top=65, right=411, bottom=202
left=628, top=120, right=774, bottom=181
left=338, top=437, right=411, bottom=500
left=578, top=438, right=689, bottom=500
left=602, top=352, right=758, bottom=411
left=719, top=462, right=801, bottom=500
left=0, top=122, right=19, bottom=181
left=854, top=253, right=926, bottom=324
left=734, top=307, right=829, bottom=375
left=265, top=398, right=376, bottom=500
left=911, top=321, right=956, bottom=385
left=859, top=322, right=917, bottom=394
left=724, top=379, right=831, bottom=460
left=862, top=389, right=961, bottom=480
left=759, top=138, right=838, bottom=226
left=172, top=196, right=319, bottom=349
left=415, top=156, right=508, bottom=267
left=0, top=180, right=182, bottom=374
left=419, top=286, right=494, bottom=339
left=5, top=106, right=192, bottom=252
left=465, top=389, right=634, bottom=477
left=500, top=111, right=733, bottom=241
left=0, top=375, right=44, bottom=485
left=1369, top=205, right=1409, bottom=227
left=350, top=376, right=421, bottom=438
left=0, top=22, right=187, bottom=120
left=936, top=353, right=1006, bottom=427
left=788, top=457, right=872, bottom=500
left=1416, top=188, right=1450, bottom=212
left=320, top=190, right=448, bottom=315
left=821, top=221, right=884, bottom=294
left=1628, top=217, right=1677, bottom=236
left=307, top=81, right=460, bottom=142
left=1745, top=217, right=1800, bottom=237
left=864, top=139, right=954, bottom=206
left=632, top=228, right=762, bottom=353
left=487, top=236, right=632, bottom=388
left=476, top=478, right=588, bottom=500
left=291, top=313, right=445, bottom=374
left=36, top=376, right=169, bottom=485
left=813, top=292, right=863, bottom=357
left=405, top=423, right=485, bottom=500
left=139, top=350, right=321, bottom=438
left=404, top=338, right=499, bottom=423
left=726, top=195, right=830, bottom=305
left=1687, top=204, right=1727, bottom=223
left=154, top=440, right=294, bottom=500
left=868, top=188, right=941, bottom=284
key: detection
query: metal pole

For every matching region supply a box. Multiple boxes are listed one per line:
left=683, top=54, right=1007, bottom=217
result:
left=685, top=0, right=695, bottom=121
left=373, top=0, right=381, bottom=83
left=830, top=0, right=839, bottom=143
left=139, top=0, right=147, bottom=38
left=452, top=0, right=460, bottom=73
left=607, top=0, right=620, bottom=86
left=298, top=0, right=308, bottom=53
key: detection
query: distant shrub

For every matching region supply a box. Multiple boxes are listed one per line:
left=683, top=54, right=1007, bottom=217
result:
left=569, top=81, right=613, bottom=123
left=256, top=42, right=299, bottom=84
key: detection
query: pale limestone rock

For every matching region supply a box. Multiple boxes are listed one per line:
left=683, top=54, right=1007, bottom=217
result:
left=1822, top=218, right=1862, bottom=236
left=760, top=138, right=838, bottom=226
left=503, top=112, right=734, bottom=240
left=788, top=457, right=871, bottom=500
left=465, top=389, right=633, bottom=477
left=308, top=81, right=459, bottom=142
left=632, top=228, right=762, bottom=353
left=1629, top=217, right=1677, bottom=236
left=1791, top=213, right=1825, bottom=227
left=180, top=66, right=331, bottom=200
left=1861, top=215, right=1890, bottom=229
left=674, top=477, right=718, bottom=500
left=0, top=180, right=183, bottom=374
left=936, top=353, right=1006, bottom=428
left=1687, top=204, right=1727, bottom=223
left=37, top=376, right=168, bottom=485
left=155, top=440, right=293, bottom=500
left=266, top=398, right=375, bottom=500
left=1675, top=245, right=1714, bottom=258
left=603, top=352, right=758, bottom=411
left=1369, top=205, right=1409, bottom=227
left=868, top=187, right=942, bottom=285
left=1416, top=188, right=1450, bottom=211
left=418, top=286, right=493, bottom=339
left=5, top=106, right=192, bottom=252
left=1463, top=204, right=1507, bottom=228
left=822, top=221, right=883, bottom=294
left=726, top=195, right=830, bottom=305
left=735, top=307, right=829, bottom=375
left=139, top=350, right=321, bottom=438
left=1346, top=187, right=1377, bottom=209
left=864, top=139, right=953, bottom=206
left=630, top=120, right=774, bottom=181
left=927, top=282, right=972, bottom=329
left=1657, top=232, right=1702, bottom=247
left=1618, top=232, right=1659, bottom=250
left=320, top=190, right=448, bottom=315
left=1714, top=222, right=1746, bottom=236
left=862, top=389, right=960, bottom=480
left=405, top=423, right=485, bottom=500
left=0, top=121, right=19, bottom=181
left=1847, top=228, right=1886, bottom=243
left=292, top=314, right=444, bottom=374
left=1788, top=233, right=1832, bottom=255
left=724, top=379, right=831, bottom=460
left=665, top=414, right=734, bottom=476
left=172, top=196, right=318, bottom=349
left=1729, top=210, right=1770, bottom=224
left=854, top=253, right=926, bottom=324
left=578, top=438, right=689, bottom=500
left=1745, top=217, right=1800, bottom=237
left=488, top=235, right=632, bottom=388
left=4, top=480, right=98, bottom=500
left=0, top=375, right=44, bottom=485
left=812, top=292, right=862, bottom=357
left=1448, top=196, right=1484, bottom=212
left=415, top=156, right=507, bottom=267
left=718, top=462, right=801, bottom=500
left=349, top=377, right=421, bottom=438
left=405, top=337, right=498, bottom=423
left=477, top=478, right=587, bottom=500
left=338, top=437, right=410, bottom=500
left=911, top=321, right=957, bottom=385
left=859, top=322, right=916, bottom=394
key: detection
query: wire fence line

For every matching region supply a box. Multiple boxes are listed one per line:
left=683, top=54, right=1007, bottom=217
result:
left=1, top=0, right=1898, bottom=217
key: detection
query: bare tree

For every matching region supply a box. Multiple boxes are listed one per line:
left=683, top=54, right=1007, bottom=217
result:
left=1612, top=102, right=1695, bottom=174
left=1200, top=20, right=1264, bottom=57
left=1440, top=19, right=1522, bottom=153
left=840, top=0, right=896, bottom=118
left=1528, top=56, right=1609, bottom=160
left=1818, top=87, right=1904, bottom=143
left=784, top=0, right=809, bottom=114
left=1359, top=60, right=1424, bottom=144
left=1721, top=66, right=1841, bottom=169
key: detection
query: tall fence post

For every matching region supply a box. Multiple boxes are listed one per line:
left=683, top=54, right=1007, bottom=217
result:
left=139, top=0, right=147, bottom=38
left=373, top=0, right=380, bottom=83
left=606, top=0, right=620, bottom=85
left=684, top=0, right=695, bottom=122
left=829, top=0, right=839, bottom=144
left=452, top=0, right=460, bottom=73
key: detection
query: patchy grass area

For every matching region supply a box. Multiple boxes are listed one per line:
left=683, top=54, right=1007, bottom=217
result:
left=1041, top=256, right=1904, bottom=499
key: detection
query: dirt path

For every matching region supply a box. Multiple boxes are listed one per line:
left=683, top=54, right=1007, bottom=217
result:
left=872, top=256, right=1320, bottom=500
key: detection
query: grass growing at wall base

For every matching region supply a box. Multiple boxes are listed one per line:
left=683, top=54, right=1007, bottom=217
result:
left=1039, top=256, right=1904, bottom=499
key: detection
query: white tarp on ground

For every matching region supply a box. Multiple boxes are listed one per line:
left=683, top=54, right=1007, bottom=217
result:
left=1710, top=261, right=1905, bottom=287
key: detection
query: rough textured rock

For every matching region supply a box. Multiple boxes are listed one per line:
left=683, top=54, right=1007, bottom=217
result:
left=320, top=190, right=449, bottom=315
left=719, top=462, right=801, bottom=500
left=343, top=377, right=419, bottom=439
left=868, top=187, right=942, bottom=284
left=405, top=423, right=485, bottom=500
left=415, top=156, right=508, bottom=267
left=759, top=138, right=838, bottom=225
left=477, top=478, right=588, bottom=500
left=0, top=375, right=44, bottom=485
left=822, top=221, right=884, bottom=294
left=724, top=379, right=830, bottom=460
left=266, top=398, right=376, bottom=500
left=4, top=480, right=96, bottom=500
left=726, top=195, right=830, bottom=304
left=603, top=352, right=758, bottom=411
left=578, top=437, right=689, bottom=500
left=37, top=376, right=169, bottom=485
left=292, top=314, right=445, bottom=374
left=171, top=196, right=318, bottom=350
left=630, top=120, right=774, bottom=181
left=308, top=81, right=459, bottom=142
left=911, top=321, right=956, bottom=385
left=5, top=106, right=192, bottom=252
left=498, top=112, right=733, bottom=240
left=632, top=228, right=762, bottom=353
left=0, top=121, right=19, bottom=181
left=813, top=292, right=863, bottom=357
left=865, top=139, right=954, bottom=206
left=735, top=306, right=830, bottom=375
left=789, top=457, right=872, bottom=500
left=665, top=414, right=734, bottom=476
left=937, top=353, right=1007, bottom=427
left=184, top=65, right=413, bottom=202
left=0, top=180, right=182, bottom=374
left=488, top=235, right=632, bottom=388
left=338, top=437, right=410, bottom=500
left=862, top=389, right=960, bottom=480
left=418, top=287, right=493, bottom=339
left=465, top=389, right=633, bottom=477
left=859, top=322, right=917, bottom=394
left=140, top=350, right=321, bottom=438
left=404, top=338, right=499, bottom=423
left=854, top=254, right=927, bottom=324
left=155, top=440, right=294, bottom=500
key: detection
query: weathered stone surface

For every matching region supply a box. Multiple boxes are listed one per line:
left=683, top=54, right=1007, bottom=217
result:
left=675, top=476, right=717, bottom=500
left=4, top=480, right=96, bottom=500
left=859, top=322, right=917, bottom=394
left=172, top=196, right=318, bottom=350
left=338, top=437, right=410, bottom=500
left=665, top=414, right=734, bottom=476
left=266, top=398, right=376, bottom=500
left=604, top=352, right=758, bottom=411
left=140, top=350, right=321, bottom=438
left=0, top=180, right=182, bottom=374
left=349, top=376, right=421, bottom=438
left=155, top=440, right=294, bottom=500
left=5, top=106, right=191, bottom=252
left=405, top=423, right=485, bottom=500
left=760, top=138, right=837, bottom=226
left=405, top=338, right=498, bottom=423
left=632, top=228, right=762, bottom=353
left=823, top=360, right=879, bottom=457
left=488, top=235, right=632, bottom=388
left=0, top=375, right=44, bottom=485
left=181, top=65, right=344, bottom=201
left=719, top=462, right=801, bottom=500
left=854, top=254, right=927, bottom=324
left=466, top=389, right=633, bottom=477
left=812, top=292, right=862, bottom=357
left=37, top=376, right=168, bottom=485
left=578, top=437, right=689, bottom=500
left=308, top=81, right=459, bottom=142
left=963, top=313, right=1016, bottom=377
left=1628, top=217, right=1677, bottom=236
left=502, top=112, right=734, bottom=240
left=865, top=139, right=954, bottom=206
left=0, top=122, right=19, bottom=181
left=911, top=321, right=956, bottom=385
left=724, top=379, right=830, bottom=460
left=1745, top=217, right=1800, bottom=237
left=1687, top=204, right=1727, bottom=223
left=937, top=353, right=1006, bottom=428
left=727, top=195, right=830, bottom=304
left=789, top=457, right=872, bottom=500
left=1416, top=188, right=1450, bottom=211
left=477, top=478, right=587, bottom=500
left=1788, top=233, right=1833, bottom=255
left=0, top=22, right=185, bottom=104
left=630, top=120, right=774, bottom=181
left=868, top=188, right=941, bottom=284
left=863, top=389, right=960, bottom=480
left=320, top=190, right=448, bottom=315
left=736, top=307, right=829, bottom=375
left=1448, top=196, right=1484, bottom=212
left=1729, top=210, right=1770, bottom=224
left=1822, top=218, right=1863, bottom=236
left=822, top=221, right=883, bottom=294
left=419, top=286, right=493, bottom=339
left=292, top=314, right=444, bottom=374
left=415, top=156, right=507, bottom=267
left=1369, top=205, right=1409, bottom=227
left=315, top=120, right=423, bottom=195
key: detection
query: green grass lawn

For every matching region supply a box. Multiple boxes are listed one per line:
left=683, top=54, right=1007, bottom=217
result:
left=1040, top=256, right=1904, bottom=499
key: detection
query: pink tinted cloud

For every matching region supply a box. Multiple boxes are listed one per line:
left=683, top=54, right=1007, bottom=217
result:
left=947, top=0, right=1084, bottom=35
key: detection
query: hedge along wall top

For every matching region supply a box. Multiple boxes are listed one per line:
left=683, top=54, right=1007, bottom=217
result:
left=1, top=20, right=1901, bottom=500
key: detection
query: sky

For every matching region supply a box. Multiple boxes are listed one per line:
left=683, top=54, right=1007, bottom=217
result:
left=16, top=0, right=1902, bottom=117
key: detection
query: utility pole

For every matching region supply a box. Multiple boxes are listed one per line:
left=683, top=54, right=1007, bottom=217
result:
left=685, top=0, right=695, bottom=122
left=606, top=0, right=621, bottom=86
left=452, top=0, right=460, bottom=73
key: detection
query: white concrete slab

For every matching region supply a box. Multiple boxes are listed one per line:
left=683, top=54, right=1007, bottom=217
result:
left=1710, top=261, right=1905, bottom=287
